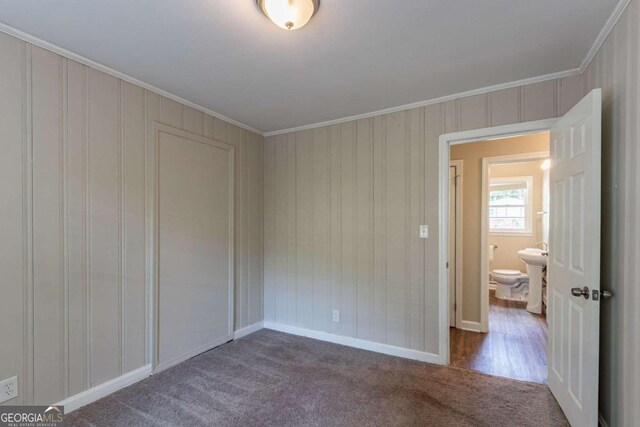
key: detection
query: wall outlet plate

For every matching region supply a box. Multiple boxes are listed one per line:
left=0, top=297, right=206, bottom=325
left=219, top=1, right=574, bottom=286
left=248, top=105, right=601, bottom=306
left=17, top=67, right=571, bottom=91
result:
left=0, top=376, right=18, bottom=403
left=419, top=225, right=429, bottom=239
left=332, top=310, right=340, bottom=323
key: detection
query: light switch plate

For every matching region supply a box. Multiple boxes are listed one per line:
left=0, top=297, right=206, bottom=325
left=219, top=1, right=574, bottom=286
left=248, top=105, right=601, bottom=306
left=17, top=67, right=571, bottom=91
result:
left=419, top=225, right=429, bottom=239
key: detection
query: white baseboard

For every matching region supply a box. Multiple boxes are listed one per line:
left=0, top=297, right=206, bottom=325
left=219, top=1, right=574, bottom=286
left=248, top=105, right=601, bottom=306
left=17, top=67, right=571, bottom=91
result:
left=233, top=321, right=264, bottom=339
left=263, top=322, right=442, bottom=364
left=56, top=364, right=151, bottom=413
left=460, top=320, right=482, bottom=332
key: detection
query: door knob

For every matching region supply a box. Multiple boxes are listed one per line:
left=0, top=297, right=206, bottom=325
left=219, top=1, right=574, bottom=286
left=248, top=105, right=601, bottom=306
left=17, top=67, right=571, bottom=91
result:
left=571, top=286, right=590, bottom=299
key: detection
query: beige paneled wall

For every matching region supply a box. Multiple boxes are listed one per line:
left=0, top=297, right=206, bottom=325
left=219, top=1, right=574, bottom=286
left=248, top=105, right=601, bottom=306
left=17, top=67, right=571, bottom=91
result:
left=583, top=1, right=640, bottom=425
left=0, top=31, right=263, bottom=405
left=264, top=1, right=640, bottom=423
left=264, top=75, right=586, bottom=355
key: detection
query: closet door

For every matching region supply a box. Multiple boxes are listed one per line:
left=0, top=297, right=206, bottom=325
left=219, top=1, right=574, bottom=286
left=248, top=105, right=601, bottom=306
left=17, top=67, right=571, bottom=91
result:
left=151, top=123, right=234, bottom=372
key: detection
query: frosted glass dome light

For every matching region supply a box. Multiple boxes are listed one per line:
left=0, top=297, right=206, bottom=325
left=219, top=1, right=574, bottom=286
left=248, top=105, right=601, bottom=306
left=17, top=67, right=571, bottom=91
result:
left=257, top=0, right=319, bottom=31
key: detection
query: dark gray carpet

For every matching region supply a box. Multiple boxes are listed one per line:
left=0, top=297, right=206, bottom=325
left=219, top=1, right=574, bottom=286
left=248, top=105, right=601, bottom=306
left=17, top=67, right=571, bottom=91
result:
left=67, top=329, right=568, bottom=426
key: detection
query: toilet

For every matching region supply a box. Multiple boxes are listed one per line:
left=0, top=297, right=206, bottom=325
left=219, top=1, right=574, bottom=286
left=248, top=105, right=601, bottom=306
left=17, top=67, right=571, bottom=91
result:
left=491, top=269, right=529, bottom=301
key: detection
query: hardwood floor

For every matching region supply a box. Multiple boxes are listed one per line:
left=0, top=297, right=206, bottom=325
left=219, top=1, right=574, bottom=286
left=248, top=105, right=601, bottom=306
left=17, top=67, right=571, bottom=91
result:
left=450, top=290, right=548, bottom=383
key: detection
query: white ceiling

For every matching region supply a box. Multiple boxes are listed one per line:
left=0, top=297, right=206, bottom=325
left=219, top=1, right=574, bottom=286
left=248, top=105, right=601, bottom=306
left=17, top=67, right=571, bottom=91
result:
left=0, top=0, right=619, bottom=133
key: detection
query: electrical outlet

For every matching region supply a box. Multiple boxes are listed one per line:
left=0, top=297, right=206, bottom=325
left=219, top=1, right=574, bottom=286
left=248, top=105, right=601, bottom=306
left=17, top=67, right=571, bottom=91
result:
left=0, top=376, right=18, bottom=403
left=332, top=310, right=340, bottom=323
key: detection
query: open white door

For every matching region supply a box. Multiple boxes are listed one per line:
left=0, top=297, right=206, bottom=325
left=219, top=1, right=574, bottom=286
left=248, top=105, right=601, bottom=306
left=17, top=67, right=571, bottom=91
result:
left=548, top=88, right=602, bottom=426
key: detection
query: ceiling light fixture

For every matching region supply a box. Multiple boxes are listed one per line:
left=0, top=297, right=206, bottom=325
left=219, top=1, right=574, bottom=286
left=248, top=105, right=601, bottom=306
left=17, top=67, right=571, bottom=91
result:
left=257, top=0, right=320, bottom=31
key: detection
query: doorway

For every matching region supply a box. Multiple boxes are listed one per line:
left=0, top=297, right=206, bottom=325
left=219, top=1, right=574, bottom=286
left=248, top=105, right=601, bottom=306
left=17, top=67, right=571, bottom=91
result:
left=438, top=88, right=603, bottom=427
left=448, top=133, right=551, bottom=384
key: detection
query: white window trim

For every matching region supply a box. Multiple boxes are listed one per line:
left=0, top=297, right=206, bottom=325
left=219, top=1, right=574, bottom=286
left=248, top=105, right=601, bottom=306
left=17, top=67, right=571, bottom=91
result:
left=488, top=175, right=534, bottom=236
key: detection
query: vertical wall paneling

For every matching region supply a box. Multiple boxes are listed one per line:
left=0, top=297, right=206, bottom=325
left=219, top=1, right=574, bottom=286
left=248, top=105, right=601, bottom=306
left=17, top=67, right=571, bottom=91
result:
left=184, top=106, right=204, bottom=135
left=559, top=75, right=586, bottom=116
left=230, top=125, right=248, bottom=329
left=62, top=58, right=69, bottom=399
left=160, top=97, right=183, bottom=129
left=144, top=89, right=161, bottom=368
left=118, top=81, right=124, bottom=377
left=295, top=130, right=313, bottom=329
left=408, top=107, right=424, bottom=350
left=246, top=132, right=263, bottom=324
left=355, top=119, right=373, bottom=341
left=311, top=127, right=330, bottom=332
left=340, top=122, right=357, bottom=338
left=0, top=33, right=27, bottom=405
left=274, top=135, right=288, bottom=324
left=263, top=137, right=276, bottom=322
left=88, top=69, right=121, bottom=386
left=21, top=41, right=34, bottom=405
left=457, top=94, right=488, bottom=132
left=328, top=126, right=342, bottom=335
left=31, top=46, right=64, bottom=404
left=371, top=116, right=386, bottom=344
left=488, top=87, right=521, bottom=126
left=0, top=30, right=264, bottom=405
left=122, top=82, right=146, bottom=372
left=584, top=2, right=640, bottom=425
left=384, top=112, right=407, bottom=348
left=263, top=62, right=595, bottom=358
left=66, top=60, right=87, bottom=396
left=423, top=104, right=444, bottom=354
left=286, top=133, right=297, bottom=326
left=203, top=114, right=215, bottom=139
left=521, top=80, right=558, bottom=122
left=214, top=117, right=229, bottom=144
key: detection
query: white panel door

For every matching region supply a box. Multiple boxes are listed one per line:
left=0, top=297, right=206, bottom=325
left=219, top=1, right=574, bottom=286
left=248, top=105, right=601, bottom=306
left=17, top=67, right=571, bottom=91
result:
left=548, top=89, right=601, bottom=426
left=152, top=124, right=234, bottom=372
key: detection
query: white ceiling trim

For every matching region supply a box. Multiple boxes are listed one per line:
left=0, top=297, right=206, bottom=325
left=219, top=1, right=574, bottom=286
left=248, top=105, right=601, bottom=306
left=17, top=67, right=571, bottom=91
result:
left=0, top=0, right=630, bottom=137
left=263, top=67, right=581, bottom=137
left=0, top=22, right=263, bottom=135
left=579, top=0, right=632, bottom=72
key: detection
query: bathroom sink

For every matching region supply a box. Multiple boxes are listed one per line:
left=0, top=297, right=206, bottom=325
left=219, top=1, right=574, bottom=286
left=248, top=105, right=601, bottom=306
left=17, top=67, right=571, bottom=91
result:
left=518, top=248, right=548, bottom=266
left=517, top=248, right=547, bottom=314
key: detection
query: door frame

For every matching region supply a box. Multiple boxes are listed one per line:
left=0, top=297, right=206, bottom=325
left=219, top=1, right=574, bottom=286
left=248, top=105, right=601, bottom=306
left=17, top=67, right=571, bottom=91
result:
left=146, top=122, right=235, bottom=372
left=480, top=151, right=549, bottom=331
left=438, top=118, right=557, bottom=364
left=449, top=160, right=463, bottom=328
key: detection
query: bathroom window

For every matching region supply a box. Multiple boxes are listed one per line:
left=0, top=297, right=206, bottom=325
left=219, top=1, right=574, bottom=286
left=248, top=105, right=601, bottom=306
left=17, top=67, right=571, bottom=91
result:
left=489, top=176, right=533, bottom=235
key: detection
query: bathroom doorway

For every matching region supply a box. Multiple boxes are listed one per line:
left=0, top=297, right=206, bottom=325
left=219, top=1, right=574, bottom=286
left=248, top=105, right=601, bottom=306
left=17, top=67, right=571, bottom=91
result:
left=440, top=90, right=603, bottom=425
left=447, top=131, right=551, bottom=384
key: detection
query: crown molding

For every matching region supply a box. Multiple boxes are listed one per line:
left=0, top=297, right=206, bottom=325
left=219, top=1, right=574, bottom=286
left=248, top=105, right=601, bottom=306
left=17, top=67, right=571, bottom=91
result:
left=0, top=22, right=263, bottom=135
left=264, top=67, right=580, bottom=136
left=579, top=0, right=632, bottom=73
